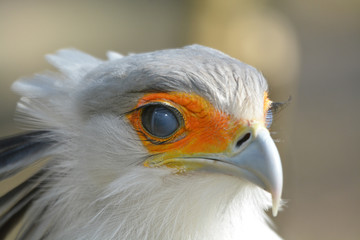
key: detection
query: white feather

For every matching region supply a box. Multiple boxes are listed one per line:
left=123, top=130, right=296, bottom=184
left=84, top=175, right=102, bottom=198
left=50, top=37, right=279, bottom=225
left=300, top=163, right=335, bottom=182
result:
left=11, top=45, right=282, bottom=239
left=46, top=48, right=103, bottom=80
left=107, top=51, right=124, bottom=60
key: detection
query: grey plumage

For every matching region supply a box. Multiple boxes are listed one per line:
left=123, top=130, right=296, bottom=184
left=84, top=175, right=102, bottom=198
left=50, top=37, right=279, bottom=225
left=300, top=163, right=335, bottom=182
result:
left=0, top=45, right=283, bottom=240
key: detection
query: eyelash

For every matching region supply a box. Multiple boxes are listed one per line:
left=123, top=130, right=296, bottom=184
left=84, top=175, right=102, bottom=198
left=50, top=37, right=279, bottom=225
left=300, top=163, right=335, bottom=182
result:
left=266, top=97, right=291, bottom=128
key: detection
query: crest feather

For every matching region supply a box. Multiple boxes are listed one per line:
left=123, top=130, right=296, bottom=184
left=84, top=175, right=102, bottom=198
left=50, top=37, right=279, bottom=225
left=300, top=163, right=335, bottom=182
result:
left=106, top=51, right=124, bottom=60
left=46, top=48, right=103, bottom=80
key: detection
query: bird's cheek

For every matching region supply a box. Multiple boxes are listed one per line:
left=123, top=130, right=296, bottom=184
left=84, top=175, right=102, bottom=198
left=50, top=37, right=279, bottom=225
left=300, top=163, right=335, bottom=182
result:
left=143, top=124, right=250, bottom=172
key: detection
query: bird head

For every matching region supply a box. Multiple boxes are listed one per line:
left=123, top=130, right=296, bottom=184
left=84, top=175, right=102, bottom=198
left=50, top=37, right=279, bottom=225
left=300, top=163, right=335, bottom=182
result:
left=11, top=45, right=283, bottom=239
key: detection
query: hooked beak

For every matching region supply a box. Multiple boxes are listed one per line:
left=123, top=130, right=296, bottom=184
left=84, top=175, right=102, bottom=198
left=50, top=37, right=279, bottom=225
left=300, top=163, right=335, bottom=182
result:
left=226, top=127, right=283, bottom=216
left=188, top=127, right=283, bottom=216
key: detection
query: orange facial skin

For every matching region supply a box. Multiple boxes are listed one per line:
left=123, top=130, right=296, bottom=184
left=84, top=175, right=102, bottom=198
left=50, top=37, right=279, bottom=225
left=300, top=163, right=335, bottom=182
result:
left=127, top=92, right=271, bottom=170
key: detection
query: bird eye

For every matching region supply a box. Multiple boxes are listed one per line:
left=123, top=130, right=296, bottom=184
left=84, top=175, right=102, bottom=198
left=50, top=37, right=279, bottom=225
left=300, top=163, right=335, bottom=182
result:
left=141, top=105, right=181, bottom=138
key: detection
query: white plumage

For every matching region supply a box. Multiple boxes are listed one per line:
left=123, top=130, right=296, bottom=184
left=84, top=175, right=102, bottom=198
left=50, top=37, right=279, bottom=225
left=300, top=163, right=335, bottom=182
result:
left=0, top=45, right=283, bottom=240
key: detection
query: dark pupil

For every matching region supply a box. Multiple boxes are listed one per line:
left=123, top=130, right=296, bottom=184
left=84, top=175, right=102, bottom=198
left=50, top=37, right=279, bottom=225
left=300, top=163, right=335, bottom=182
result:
left=141, top=105, right=179, bottom=138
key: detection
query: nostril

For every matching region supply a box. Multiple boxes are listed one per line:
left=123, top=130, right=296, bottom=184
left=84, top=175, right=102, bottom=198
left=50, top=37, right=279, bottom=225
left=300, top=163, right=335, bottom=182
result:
left=236, top=133, right=251, bottom=148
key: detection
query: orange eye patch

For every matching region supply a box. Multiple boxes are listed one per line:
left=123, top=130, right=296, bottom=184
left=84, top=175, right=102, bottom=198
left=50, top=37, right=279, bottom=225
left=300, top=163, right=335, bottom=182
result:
left=127, top=92, right=243, bottom=156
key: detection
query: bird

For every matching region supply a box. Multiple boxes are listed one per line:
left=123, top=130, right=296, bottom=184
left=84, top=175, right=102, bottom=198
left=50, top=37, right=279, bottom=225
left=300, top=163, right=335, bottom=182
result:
left=0, top=45, right=284, bottom=240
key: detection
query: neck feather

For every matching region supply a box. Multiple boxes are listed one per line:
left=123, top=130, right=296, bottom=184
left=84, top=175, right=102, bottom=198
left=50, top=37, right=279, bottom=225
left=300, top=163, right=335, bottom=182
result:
left=25, top=167, right=281, bottom=240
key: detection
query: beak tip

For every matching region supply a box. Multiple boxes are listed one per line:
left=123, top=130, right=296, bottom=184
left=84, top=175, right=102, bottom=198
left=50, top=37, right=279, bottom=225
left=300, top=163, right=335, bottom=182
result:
left=272, top=204, right=279, bottom=217
left=271, top=192, right=281, bottom=217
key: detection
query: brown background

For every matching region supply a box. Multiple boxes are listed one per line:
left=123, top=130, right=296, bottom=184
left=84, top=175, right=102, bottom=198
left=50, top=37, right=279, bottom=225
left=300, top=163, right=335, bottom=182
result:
left=1, top=0, right=359, bottom=239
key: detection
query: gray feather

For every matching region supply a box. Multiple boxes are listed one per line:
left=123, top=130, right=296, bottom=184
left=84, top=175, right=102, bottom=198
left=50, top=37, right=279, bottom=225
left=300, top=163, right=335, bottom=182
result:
left=2, top=45, right=281, bottom=240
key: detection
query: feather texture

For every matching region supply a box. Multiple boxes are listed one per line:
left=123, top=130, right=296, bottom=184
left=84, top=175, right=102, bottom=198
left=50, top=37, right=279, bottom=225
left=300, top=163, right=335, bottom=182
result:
left=0, top=132, right=54, bottom=239
left=1, top=45, right=282, bottom=240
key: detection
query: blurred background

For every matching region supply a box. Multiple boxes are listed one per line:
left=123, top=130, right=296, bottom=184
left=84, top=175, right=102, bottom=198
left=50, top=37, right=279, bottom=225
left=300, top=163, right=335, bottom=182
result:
left=0, top=0, right=359, bottom=239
